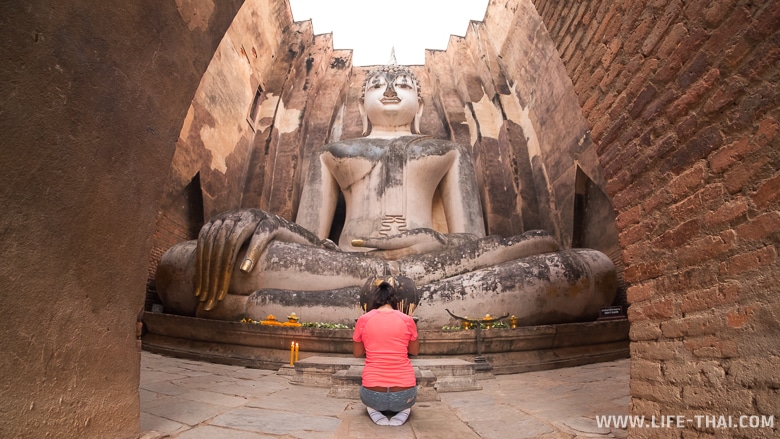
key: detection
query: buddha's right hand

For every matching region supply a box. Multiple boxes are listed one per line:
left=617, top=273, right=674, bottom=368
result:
left=194, top=209, right=326, bottom=311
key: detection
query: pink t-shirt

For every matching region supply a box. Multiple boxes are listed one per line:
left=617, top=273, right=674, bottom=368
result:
left=352, top=309, right=418, bottom=388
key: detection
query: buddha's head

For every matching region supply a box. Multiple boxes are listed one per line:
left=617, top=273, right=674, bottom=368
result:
left=360, top=64, right=424, bottom=136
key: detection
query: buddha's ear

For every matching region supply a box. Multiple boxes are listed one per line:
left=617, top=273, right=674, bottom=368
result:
left=359, top=98, right=369, bottom=136
left=412, top=99, right=424, bottom=134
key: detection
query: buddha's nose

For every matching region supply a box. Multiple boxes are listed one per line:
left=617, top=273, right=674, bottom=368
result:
left=383, top=82, right=397, bottom=97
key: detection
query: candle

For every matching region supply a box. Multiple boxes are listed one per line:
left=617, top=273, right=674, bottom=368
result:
left=295, top=342, right=299, bottom=362
left=290, top=341, right=295, bottom=366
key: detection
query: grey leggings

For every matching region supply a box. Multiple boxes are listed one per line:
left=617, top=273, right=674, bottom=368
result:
left=359, top=386, right=417, bottom=412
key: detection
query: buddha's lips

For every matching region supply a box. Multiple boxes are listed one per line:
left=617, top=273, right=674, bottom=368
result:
left=381, top=97, right=401, bottom=103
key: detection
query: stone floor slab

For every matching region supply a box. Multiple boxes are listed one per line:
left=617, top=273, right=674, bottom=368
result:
left=140, top=351, right=630, bottom=438
left=211, top=406, right=341, bottom=437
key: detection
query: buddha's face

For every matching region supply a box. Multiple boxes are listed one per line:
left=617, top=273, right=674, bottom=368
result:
left=363, top=72, right=420, bottom=126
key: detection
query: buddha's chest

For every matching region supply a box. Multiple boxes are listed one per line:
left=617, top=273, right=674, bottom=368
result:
left=323, top=139, right=456, bottom=190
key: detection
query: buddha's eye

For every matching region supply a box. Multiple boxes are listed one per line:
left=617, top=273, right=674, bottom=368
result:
left=395, top=77, right=412, bottom=89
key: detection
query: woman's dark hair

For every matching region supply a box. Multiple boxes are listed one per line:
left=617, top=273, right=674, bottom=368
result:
left=369, top=281, right=399, bottom=311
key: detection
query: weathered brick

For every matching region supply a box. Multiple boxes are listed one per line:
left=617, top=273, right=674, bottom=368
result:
left=625, top=58, right=660, bottom=100
left=665, top=125, right=724, bottom=173
left=605, top=169, right=631, bottom=195
left=734, top=211, right=780, bottom=241
left=680, top=280, right=741, bottom=315
left=666, top=67, right=720, bottom=119
left=755, top=388, right=780, bottom=416
left=668, top=162, right=707, bottom=199
left=702, top=0, right=737, bottom=28
left=592, top=2, right=620, bottom=43
left=728, top=356, right=780, bottom=388
left=615, top=203, right=644, bottom=229
left=753, top=115, right=780, bottom=148
left=676, top=51, right=710, bottom=88
left=664, top=360, right=725, bottom=387
left=752, top=174, right=780, bottom=209
left=601, top=38, right=623, bottom=69
left=613, top=169, right=663, bottom=211
left=708, top=137, right=751, bottom=174
left=700, top=3, right=751, bottom=55
left=629, top=397, right=661, bottom=417
left=623, top=21, right=653, bottom=57
left=626, top=279, right=657, bottom=304
left=656, top=22, right=688, bottom=59
left=630, top=320, right=663, bottom=340
left=619, top=221, right=654, bottom=248
left=684, top=335, right=739, bottom=358
left=703, top=76, right=748, bottom=114
left=653, top=219, right=700, bottom=249
left=703, top=198, right=748, bottom=227
left=751, top=0, right=780, bottom=39
left=682, top=386, right=753, bottom=411
left=658, top=263, right=719, bottom=295
left=623, top=240, right=656, bottom=266
left=632, top=378, right=683, bottom=405
left=640, top=88, right=677, bottom=123
left=724, top=304, right=759, bottom=329
left=719, top=245, right=778, bottom=277
left=668, top=183, right=726, bottom=221
left=723, top=84, right=777, bottom=133
left=724, top=154, right=772, bottom=194
left=674, top=112, right=699, bottom=143
left=641, top=0, right=683, bottom=56
left=624, top=261, right=664, bottom=284
left=642, top=186, right=672, bottom=213
left=660, top=317, right=689, bottom=339
left=675, top=230, right=736, bottom=267
left=643, top=296, right=678, bottom=320
left=629, top=340, right=685, bottom=362
left=672, top=313, right=723, bottom=339
left=653, top=28, right=708, bottom=84
left=629, top=83, right=658, bottom=119
left=721, top=36, right=753, bottom=71
left=632, top=357, right=663, bottom=381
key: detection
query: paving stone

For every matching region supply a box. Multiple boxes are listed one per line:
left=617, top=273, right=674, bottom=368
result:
left=211, top=406, right=341, bottom=437
left=174, top=425, right=275, bottom=439
left=200, top=379, right=288, bottom=399
left=560, top=416, right=612, bottom=434
left=139, top=352, right=630, bottom=438
left=142, top=397, right=226, bottom=426
left=139, top=411, right=187, bottom=435
left=140, top=370, right=189, bottom=385
left=245, top=388, right=349, bottom=417
left=140, top=380, right=191, bottom=396
left=179, top=389, right=250, bottom=407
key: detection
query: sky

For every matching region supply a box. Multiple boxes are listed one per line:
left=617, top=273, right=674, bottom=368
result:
left=288, top=0, right=490, bottom=66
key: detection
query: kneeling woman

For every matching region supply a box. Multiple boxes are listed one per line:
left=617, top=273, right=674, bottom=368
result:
left=352, top=278, right=419, bottom=426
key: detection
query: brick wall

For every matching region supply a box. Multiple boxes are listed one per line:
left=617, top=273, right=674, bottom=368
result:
left=535, top=0, right=779, bottom=435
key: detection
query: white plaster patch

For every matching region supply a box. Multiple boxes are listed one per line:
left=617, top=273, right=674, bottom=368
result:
left=256, top=93, right=280, bottom=133
left=329, top=104, right=346, bottom=142
left=500, top=83, right=541, bottom=158
left=175, top=0, right=214, bottom=32
left=200, top=125, right=228, bottom=174
left=275, top=98, right=303, bottom=134
left=467, top=91, right=504, bottom=140
left=464, top=109, right=478, bottom=147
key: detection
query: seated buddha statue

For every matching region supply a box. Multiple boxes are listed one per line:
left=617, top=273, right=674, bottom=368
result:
left=155, top=63, right=617, bottom=329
